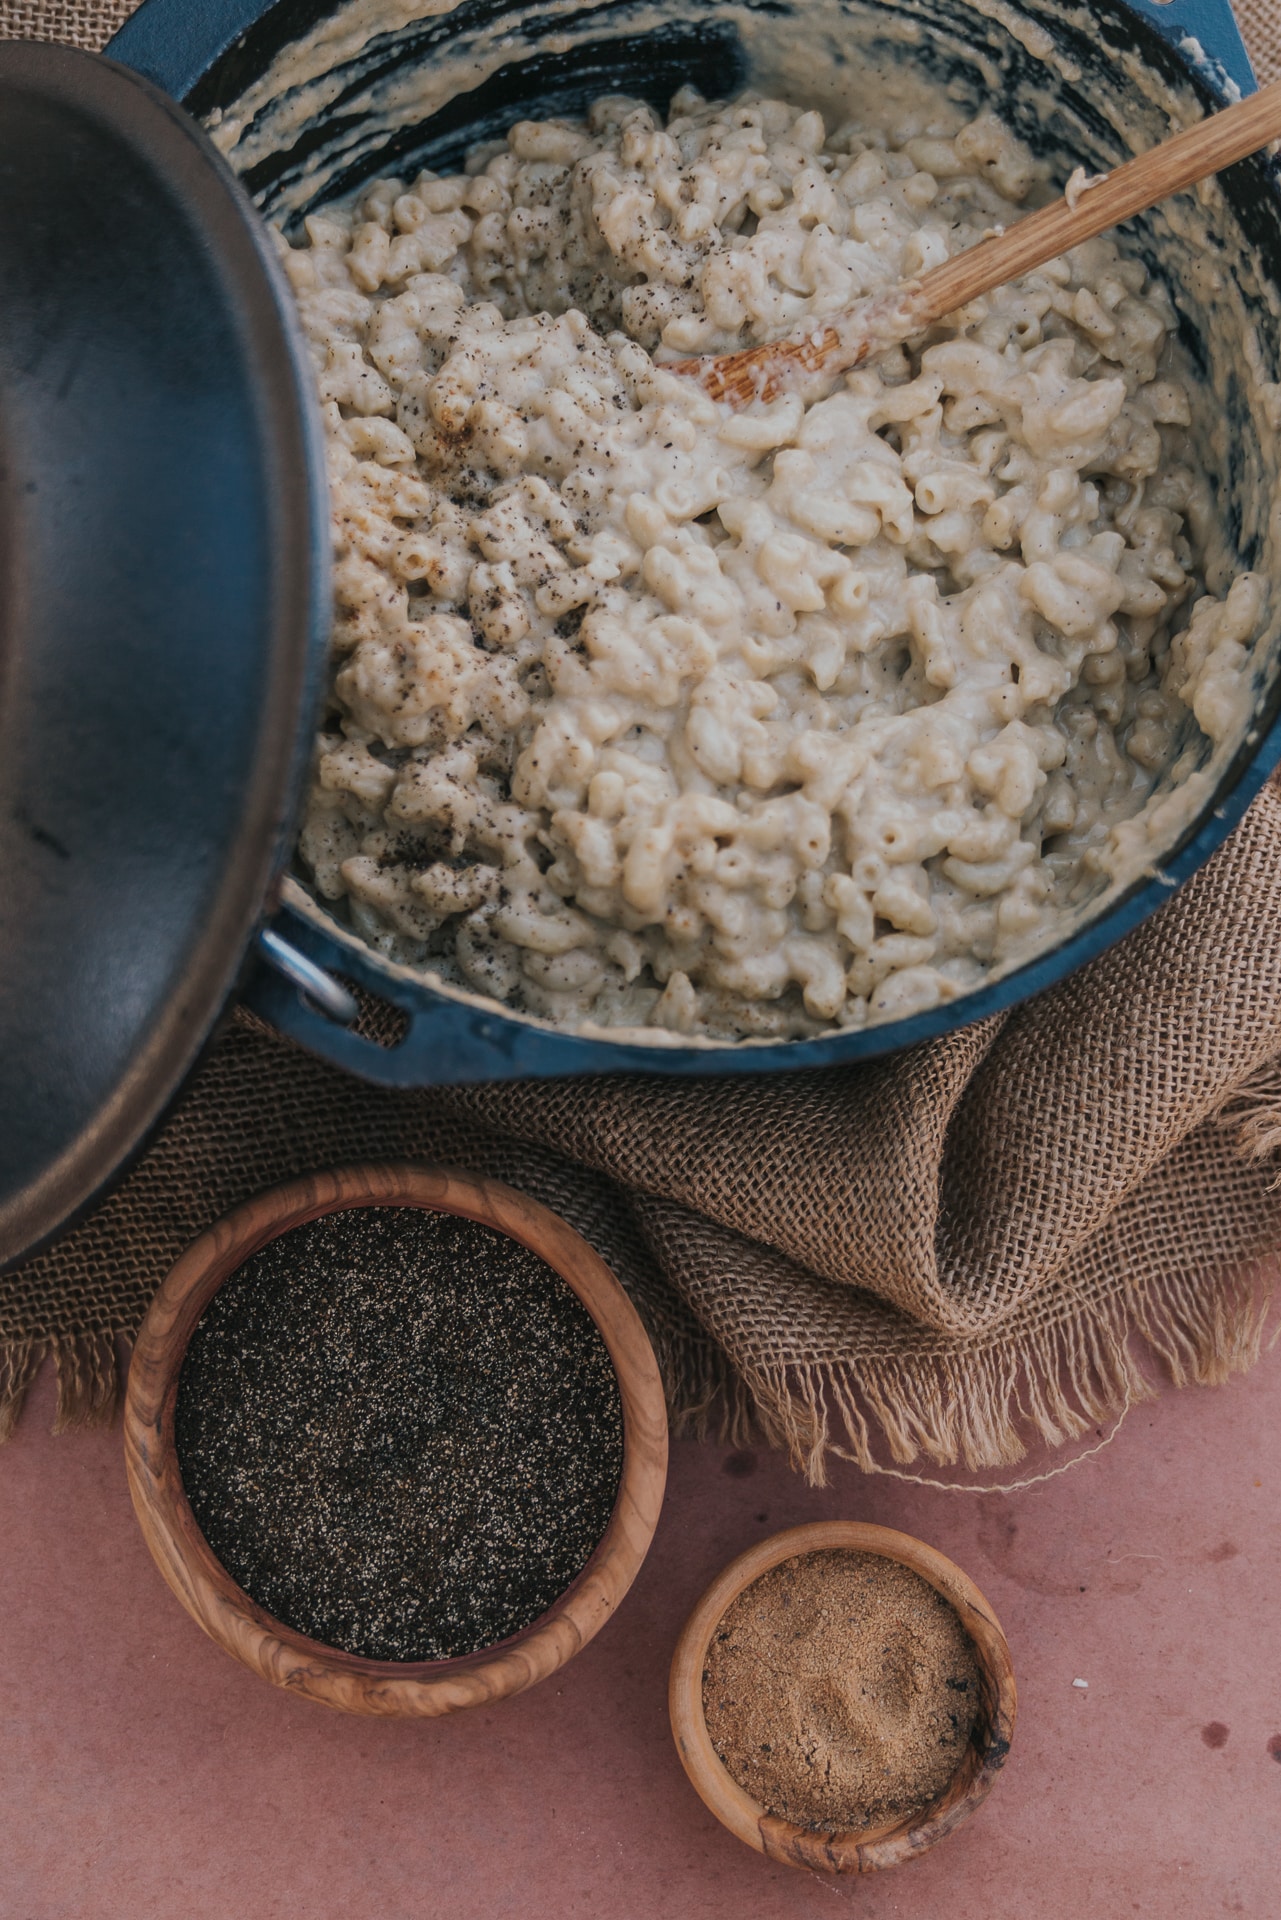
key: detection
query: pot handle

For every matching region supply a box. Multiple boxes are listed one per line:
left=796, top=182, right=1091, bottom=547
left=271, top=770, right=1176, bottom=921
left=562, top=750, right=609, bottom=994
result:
left=1121, top=0, right=1256, bottom=101
left=106, top=0, right=271, bottom=99
left=255, top=926, right=361, bottom=1028
left=243, top=908, right=647, bottom=1086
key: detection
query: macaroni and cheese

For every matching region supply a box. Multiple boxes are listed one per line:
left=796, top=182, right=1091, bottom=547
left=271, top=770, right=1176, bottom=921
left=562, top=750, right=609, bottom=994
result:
left=280, top=88, right=1259, bottom=1037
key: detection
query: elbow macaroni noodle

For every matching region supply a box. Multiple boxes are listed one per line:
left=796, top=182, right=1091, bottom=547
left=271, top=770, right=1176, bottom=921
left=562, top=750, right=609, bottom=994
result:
left=284, top=87, right=1261, bottom=1038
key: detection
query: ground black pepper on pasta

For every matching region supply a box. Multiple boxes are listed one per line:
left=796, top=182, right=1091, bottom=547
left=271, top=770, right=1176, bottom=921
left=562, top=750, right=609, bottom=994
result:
left=174, top=1206, right=624, bottom=1662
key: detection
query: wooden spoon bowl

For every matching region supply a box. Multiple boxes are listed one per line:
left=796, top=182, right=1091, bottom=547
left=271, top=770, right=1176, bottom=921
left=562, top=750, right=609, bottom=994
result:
left=669, top=1522, right=1016, bottom=1872
left=673, top=75, right=1281, bottom=406
left=124, top=1162, right=669, bottom=1715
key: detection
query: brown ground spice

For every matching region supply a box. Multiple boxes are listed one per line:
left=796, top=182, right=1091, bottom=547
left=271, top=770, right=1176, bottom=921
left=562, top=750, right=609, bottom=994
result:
left=702, top=1549, right=980, bottom=1834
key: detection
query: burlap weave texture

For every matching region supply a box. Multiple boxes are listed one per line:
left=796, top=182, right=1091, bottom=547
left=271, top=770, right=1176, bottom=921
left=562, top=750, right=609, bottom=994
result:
left=4, top=0, right=1281, bottom=1476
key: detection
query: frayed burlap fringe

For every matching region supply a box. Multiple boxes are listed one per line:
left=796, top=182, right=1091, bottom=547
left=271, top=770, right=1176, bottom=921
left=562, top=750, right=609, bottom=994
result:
left=0, top=1332, right=121, bottom=1443
left=1217, top=1058, right=1281, bottom=1171
left=660, top=1330, right=758, bottom=1451
left=0, top=1342, right=46, bottom=1446
left=680, top=1250, right=1272, bottom=1487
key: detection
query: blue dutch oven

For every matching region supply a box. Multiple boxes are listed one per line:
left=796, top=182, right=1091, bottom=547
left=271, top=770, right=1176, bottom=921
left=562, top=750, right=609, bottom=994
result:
left=2, top=0, right=1279, bottom=1260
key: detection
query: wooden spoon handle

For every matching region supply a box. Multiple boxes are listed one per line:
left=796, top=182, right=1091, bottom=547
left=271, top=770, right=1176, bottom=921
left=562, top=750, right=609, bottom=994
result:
left=673, top=79, right=1281, bottom=405
left=916, top=75, right=1281, bottom=324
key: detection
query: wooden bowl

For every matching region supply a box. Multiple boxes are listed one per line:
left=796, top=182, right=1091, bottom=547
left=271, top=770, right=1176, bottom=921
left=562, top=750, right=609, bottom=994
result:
left=669, top=1521, right=1016, bottom=1873
left=124, top=1162, right=669, bottom=1715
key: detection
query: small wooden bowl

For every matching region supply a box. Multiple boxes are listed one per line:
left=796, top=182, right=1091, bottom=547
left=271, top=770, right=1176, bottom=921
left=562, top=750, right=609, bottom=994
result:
left=669, top=1521, right=1016, bottom=1873
left=124, top=1163, right=669, bottom=1716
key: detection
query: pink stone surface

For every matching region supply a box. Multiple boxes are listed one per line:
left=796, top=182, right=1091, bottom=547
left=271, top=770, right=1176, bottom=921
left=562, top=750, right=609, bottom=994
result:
left=2, top=1347, right=1278, bottom=1917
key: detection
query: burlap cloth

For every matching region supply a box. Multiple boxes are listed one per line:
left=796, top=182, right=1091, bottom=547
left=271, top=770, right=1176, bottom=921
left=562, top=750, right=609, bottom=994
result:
left=6, top=0, right=1281, bottom=1479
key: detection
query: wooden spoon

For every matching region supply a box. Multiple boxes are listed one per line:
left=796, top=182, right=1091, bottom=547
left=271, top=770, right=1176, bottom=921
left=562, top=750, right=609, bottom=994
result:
left=668, top=77, right=1281, bottom=406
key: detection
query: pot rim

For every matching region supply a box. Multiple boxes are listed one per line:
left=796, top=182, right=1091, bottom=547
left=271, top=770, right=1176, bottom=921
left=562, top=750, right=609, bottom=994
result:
left=668, top=1521, right=1017, bottom=1873
left=123, top=1162, right=669, bottom=1715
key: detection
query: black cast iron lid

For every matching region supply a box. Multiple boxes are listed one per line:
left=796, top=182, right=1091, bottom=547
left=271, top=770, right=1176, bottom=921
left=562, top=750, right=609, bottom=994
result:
left=0, top=42, right=330, bottom=1269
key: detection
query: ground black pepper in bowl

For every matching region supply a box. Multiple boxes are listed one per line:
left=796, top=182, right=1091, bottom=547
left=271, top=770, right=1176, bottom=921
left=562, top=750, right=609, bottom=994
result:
left=174, top=1206, right=625, bottom=1663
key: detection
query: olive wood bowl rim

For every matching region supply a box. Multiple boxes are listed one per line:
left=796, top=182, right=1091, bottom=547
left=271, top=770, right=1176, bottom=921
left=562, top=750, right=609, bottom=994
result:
left=124, top=1161, right=669, bottom=1716
left=668, top=1520, right=1017, bottom=1874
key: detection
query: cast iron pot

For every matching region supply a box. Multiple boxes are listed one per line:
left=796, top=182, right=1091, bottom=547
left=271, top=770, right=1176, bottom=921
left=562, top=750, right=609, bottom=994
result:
left=104, top=0, right=1281, bottom=1086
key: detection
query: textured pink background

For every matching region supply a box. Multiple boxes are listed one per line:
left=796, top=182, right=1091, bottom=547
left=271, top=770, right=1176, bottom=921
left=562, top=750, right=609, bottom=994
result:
left=3, top=1344, right=1279, bottom=1918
